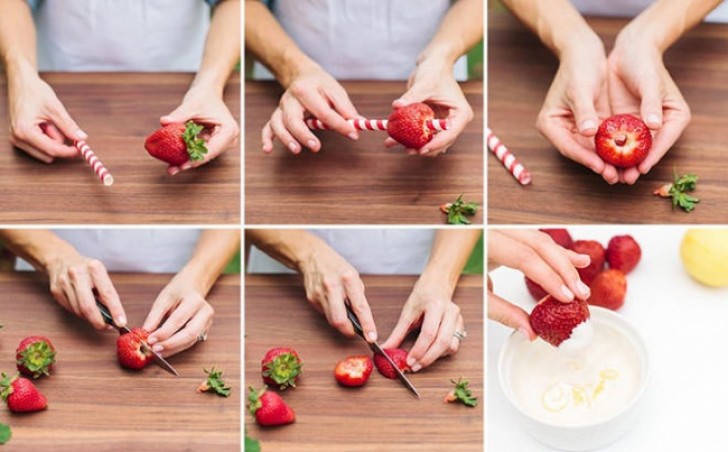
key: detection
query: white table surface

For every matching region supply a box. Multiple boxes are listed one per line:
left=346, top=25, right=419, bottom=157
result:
left=488, top=226, right=728, bottom=452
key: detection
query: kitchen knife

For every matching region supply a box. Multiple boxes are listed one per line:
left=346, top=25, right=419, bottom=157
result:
left=96, top=300, right=180, bottom=377
left=345, top=304, right=420, bottom=398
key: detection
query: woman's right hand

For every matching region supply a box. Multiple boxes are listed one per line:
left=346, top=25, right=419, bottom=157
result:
left=46, top=251, right=126, bottom=330
left=297, top=244, right=377, bottom=342
left=536, top=36, right=619, bottom=184
left=8, top=69, right=86, bottom=163
left=262, top=63, right=360, bottom=154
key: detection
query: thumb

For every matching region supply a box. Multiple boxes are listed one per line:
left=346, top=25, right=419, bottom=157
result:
left=568, top=86, right=600, bottom=137
left=487, top=292, right=535, bottom=340
left=392, top=85, right=429, bottom=109
left=160, top=106, right=191, bottom=126
left=639, top=80, right=663, bottom=129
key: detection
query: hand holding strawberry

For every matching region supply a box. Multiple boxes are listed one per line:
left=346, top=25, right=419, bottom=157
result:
left=145, top=121, right=208, bottom=169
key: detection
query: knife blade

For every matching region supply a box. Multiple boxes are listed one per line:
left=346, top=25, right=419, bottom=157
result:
left=345, top=304, right=420, bottom=398
left=96, top=300, right=180, bottom=377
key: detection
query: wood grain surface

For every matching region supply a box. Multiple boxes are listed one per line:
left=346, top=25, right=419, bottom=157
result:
left=489, top=12, right=728, bottom=224
left=245, top=274, right=483, bottom=452
left=0, top=272, right=240, bottom=451
left=245, top=81, right=483, bottom=225
left=0, top=73, right=240, bottom=224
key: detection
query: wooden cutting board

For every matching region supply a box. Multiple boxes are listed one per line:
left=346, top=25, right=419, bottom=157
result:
left=0, top=73, right=240, bottom=224
left=489, top=12, right=728, bottom=224
left=0, top=272, right=240, bottom=451
left=245, top=274, right=483, bottom=451
left=245, top=81, right=484, bottom=225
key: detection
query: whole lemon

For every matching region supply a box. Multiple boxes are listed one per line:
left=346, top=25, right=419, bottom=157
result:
left=680, top=229, right=728, bottom=287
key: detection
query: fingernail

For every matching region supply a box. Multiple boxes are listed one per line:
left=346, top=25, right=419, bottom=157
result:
left=115, top=316, right=126, bottom=327
left=561, top=285, right=575, bottom=300
left=366, top=331, right=378, bottom=342
left=419, top=148, right=429, bottom=155
left=76, top=130, right=88, bottom=139
left=579, top=119, right=596, bottom=132
left=169, top=167, right=180, bottom=176
left=348, top=132, right=359, bottom=140
left=647, top=114, right=661, bottom=125
left=577, top=280, right=591, bottom=298
left=147, top=336, right=157, bottom=345
left=406, top=357, right=416, bottom=367
left=181, top=162, right=193, bottom=171
left=307, top=139, right=317, bottom=150
left=152, top=344, right=163, bottom=353
left=411, top=363, right=422, bottom=373
left=288, top=142, right=299, bottom=153
left=518, top=328, right=531, bottom=340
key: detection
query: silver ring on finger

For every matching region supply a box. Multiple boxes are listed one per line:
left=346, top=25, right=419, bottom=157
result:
left=453, top=330, right=467, bottom=342
left=197, top=331, right=208, bottom=343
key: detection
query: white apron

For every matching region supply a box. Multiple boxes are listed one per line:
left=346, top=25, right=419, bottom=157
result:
left=253, top=0, right=468, bottom=81
left=16, top=230, right=202, bottom=273
left=247, top=229, right=436, bottom=275
left=30, top=0, right=212, bottom=71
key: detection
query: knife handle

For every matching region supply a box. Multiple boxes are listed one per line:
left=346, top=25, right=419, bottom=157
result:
left=95, top=299, right=114, bottom=326
left=344, top=304, right=365, bottom=339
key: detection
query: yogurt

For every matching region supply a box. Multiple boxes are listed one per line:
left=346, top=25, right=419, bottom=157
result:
left=508, top=318, right=644, bottom=427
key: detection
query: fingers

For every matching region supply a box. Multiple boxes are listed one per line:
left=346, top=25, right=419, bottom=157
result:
left=49, top=106, right=87, bottom=142
left=639, top=105, right=690, bottom=175
left=147, top=293, right=205, bottom=345
left=88, top=259, right=126, bottom=327
left=537, top=118, right=611, bottom=182
left=324, top=282, right=356, bottom=337
left=269, top=108, right=301, bottom=154
left=142, top=291, right=176, bottom=333
left=567, top=86, right=600, bottom=136
left=342, top=271, right=377, bottom=342
left=380, top=309, right=415, bottom=350
left=280, top=101, right=321, bottom=153
left=67, top=266, right=106, bottom=330
left=262, top=121, right=275, bottom=153
left=412, top=303, right=461, bottom=371
left=295, top=88, right=357, bottom=139
left=639, top=81, right=664, bottom=129
left=153, top=304, right=214, bottom=358
left=10, top=125, right=79, bottom=159
left=488, top=291, right=536, bottom=340
left=405, top=308, right=441, bottom=371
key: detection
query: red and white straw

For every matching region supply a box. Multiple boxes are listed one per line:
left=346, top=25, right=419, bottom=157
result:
left=486, top=127, right=531, bottom=185
left=306, top=118, right=449, bottom=132
left=75, top=140, right=114, bottom=186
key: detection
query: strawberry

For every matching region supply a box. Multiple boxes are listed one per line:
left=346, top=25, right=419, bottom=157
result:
left=0, top=373, right=47, bottom=413
left=387, top=103, right=436, bottom=149
left=530, top=295, right=590, bottom=347
left=261, top=347, right=302, bottom=390
left=334, top=356, right=373, bottom=387
left=572, top=240, right=605, bottom=285
left=16, top=336, right=56, bottom=378
left=539, top=228, right=574, bottom=249
left=144, top=120, right=208, bottom=166
left=117, top=328, right=153, bottom=370
left=248, top=386, right=295, bottom=427
left=606, top=235, right=642, bottom=274
left=588, top=270, right=627, bottom=310
left=595, top=114, right=652, bottom=168
left=373, top=349, right=410, bottom=379
left=524, top=276, right=548, bottom=301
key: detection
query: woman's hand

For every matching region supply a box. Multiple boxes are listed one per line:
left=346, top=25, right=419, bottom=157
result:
left=262, top=63, right=360, bottom=154
left=380, top=274, right=463, bottom=372
left=607, top=26, right=691, bottom=184
left=142, top=270, right=214, bottom=358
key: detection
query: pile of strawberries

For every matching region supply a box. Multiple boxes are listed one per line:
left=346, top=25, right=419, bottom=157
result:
left=249, top=346, right=413, bottom=427
left=0, top=336, right=56, bottom=414
left=525, top=229, right=642, bottom=311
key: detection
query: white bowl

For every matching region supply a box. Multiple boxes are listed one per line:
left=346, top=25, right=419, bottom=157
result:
left=498, top=307, right=650, bottom=451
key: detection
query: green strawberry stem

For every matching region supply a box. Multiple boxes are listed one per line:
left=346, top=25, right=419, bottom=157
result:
left=442, top=195, right=479, bottom=225
left=0, top=423, right=10, bottom=445
left=198, top=366, right=231, bottom=397
left=247, top=386, right=265, bottom=416
left=449, top=377, right=478, bottom=407
left=182, top=121, right=208, bottom=162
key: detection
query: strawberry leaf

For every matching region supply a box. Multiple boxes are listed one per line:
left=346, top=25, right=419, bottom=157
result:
left=667, top=172, right=700, bottom=212
left=0, top=423, right=10, bottom=445
left=182, top=121, right=209, bottom=162
left=442, top=195, right=479, bottom=225
left=200, top=366, right=231, bottom=397
left=449, top=377, right=478, bottom=407
left=245, top=434, right=260, bottom=452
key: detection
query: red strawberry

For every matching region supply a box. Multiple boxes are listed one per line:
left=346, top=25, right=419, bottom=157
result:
left=530, top=295, right=591, bottom=347
left=261, top=347, right=302, bottom=390
left=144, top=120, right=208, bottom=166
left=16, top=336, right=56, bottom=378
left=373, top=349, right=410, bottom=379
left=539, top=228, right=574, bottom=249
left=588, top=270, right=627, bottom=310
left=595, top=114, right=652, bottom=168
left=117, top=328, right=153, bottom=370
left=334, top=356, right=373, bottom=387
left=572, top=240, right=606, bottom=285
left=248, top=386, right=295, bottom=427
left=524, top=276, right=548, bottom=301
left=0, top=373, right=47, bottom=413
left=387, top=103, right=436, bottom=149
left=606, top=235, right=642, bottom=274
